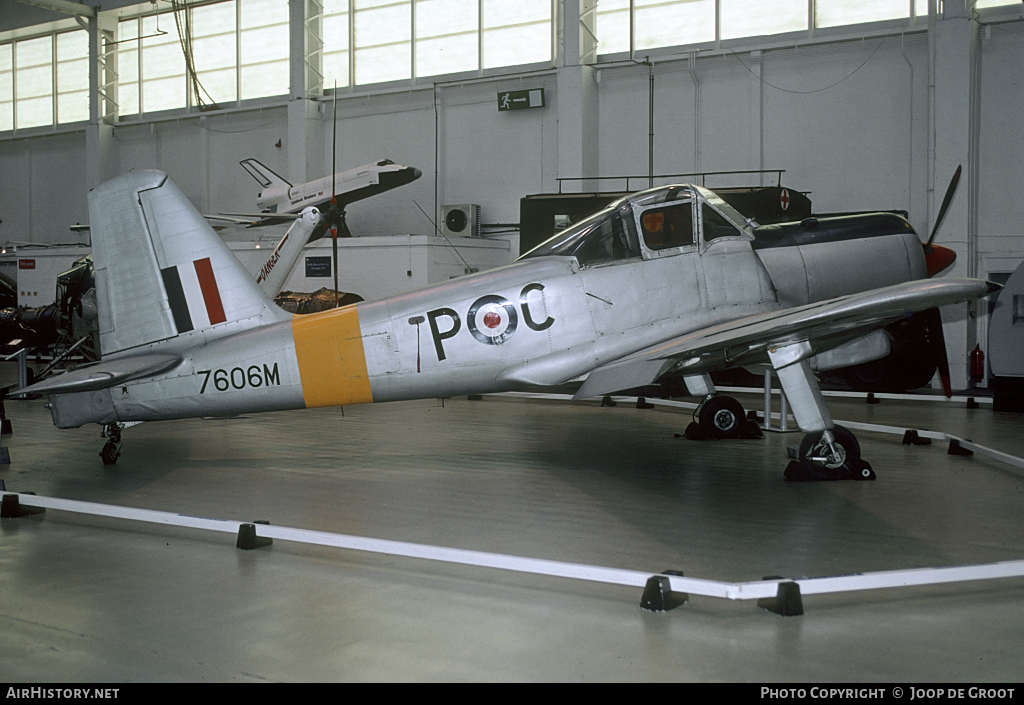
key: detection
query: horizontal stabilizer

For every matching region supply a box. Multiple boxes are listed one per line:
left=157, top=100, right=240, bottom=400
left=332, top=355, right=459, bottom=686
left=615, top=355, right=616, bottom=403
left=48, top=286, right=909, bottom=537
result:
left=18, top=354, right=181, bottom=396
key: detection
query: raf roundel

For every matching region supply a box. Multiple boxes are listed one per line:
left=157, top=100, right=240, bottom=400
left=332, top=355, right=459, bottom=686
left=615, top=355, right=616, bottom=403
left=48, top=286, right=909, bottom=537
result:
left=467, top=295, right=518, bottom=346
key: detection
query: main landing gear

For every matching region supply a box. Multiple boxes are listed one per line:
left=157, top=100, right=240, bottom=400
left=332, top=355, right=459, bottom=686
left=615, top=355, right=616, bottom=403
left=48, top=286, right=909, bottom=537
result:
left=685, top=393, right=762, bottom=440
left=765, top=342, right=875, bottom=482
left=674, top=375, right=761, bottom=441
left=786, top=424, right=875, bottom=482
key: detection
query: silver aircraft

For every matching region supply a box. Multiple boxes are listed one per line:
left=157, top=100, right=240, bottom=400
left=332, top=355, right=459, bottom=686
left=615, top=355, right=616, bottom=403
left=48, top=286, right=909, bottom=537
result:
left=20, top=171, right=996, bottom=475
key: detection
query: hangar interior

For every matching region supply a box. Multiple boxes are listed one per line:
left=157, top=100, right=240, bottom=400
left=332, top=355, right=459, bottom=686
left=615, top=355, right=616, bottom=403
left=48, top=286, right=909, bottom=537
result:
left=2, top=0, right=1024, bottom=682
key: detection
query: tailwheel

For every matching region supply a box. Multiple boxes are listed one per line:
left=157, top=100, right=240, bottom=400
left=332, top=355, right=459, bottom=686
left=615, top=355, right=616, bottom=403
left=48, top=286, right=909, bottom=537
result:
left=100, top=441, right=120, bottom=466
left=787, top=425, right=874, bottom=481
left=100, top=422, right=123, bottom=466
left=697, top=395, right=745, bottom=439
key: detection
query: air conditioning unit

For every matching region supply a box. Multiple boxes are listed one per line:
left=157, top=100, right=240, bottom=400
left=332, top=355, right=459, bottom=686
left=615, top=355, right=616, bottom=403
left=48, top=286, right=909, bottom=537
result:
left=441, top=204, right=481, bottom=238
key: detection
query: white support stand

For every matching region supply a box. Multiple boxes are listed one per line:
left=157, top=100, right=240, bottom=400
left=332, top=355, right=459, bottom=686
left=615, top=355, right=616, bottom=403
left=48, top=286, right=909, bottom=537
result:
left=3, top=348, right=30, bottom=398
left=761, top=366, right=791, bottom=433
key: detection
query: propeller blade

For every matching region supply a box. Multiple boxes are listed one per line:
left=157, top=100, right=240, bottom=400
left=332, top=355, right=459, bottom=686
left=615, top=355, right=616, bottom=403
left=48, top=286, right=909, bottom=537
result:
left=924, top=307, right=952, bottom=398
left=926, top=164, right=962, bottom=249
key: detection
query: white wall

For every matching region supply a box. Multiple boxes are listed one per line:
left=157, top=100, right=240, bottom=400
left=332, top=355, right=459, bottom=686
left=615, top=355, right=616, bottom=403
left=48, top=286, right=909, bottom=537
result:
left=978, top=22, right=1024, bottom=271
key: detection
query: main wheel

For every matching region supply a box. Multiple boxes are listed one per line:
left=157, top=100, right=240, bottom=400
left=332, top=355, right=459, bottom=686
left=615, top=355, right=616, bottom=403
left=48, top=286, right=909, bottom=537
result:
left=798, top=425, right=860, bottom=470
left=698, top=395, right=745, bottom=439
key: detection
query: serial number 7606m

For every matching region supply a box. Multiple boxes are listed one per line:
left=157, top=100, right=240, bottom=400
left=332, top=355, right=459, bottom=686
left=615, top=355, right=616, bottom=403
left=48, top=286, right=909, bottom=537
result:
left=198, top=363, right=281, bottom=393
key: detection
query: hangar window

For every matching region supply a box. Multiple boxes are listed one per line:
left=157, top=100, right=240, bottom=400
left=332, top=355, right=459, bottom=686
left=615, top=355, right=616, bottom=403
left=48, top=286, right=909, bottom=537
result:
left=56, top=32, right=89, bottom=125
left=593, top=0, right=982, bottom=56
left=191, top=2, right=237, bottom=106
left=353, top=1, right=412, bottom=85
left=0, top=29, right=87, bottom=132
left=0, top=45, right=10, bottom=132
left=118, top=0, right=289, bottom=118
left=15, top=36, right=52, bottom=129
left=816, top=0, right=915, bottom=28
left=323, top=0, right=552, bottom=87
left=415, top=0, right=479, bottom=78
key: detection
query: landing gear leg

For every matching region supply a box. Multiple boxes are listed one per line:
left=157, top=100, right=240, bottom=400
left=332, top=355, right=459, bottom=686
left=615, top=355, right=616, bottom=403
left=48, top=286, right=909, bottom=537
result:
left=767, top=342, right=875, bottom=481
left=100, top=423, right=122, bottom=466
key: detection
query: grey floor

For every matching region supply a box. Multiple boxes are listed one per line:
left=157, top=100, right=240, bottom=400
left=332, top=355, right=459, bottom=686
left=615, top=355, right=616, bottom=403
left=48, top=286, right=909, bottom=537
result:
left=2, top=363, right=1023, bottom=682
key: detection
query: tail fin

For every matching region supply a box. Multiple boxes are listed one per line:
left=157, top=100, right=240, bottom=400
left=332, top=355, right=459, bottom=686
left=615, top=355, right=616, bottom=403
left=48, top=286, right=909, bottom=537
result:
left=239, top=159, right=291, bottom=212
left=89, top=170, right=289, bottom=357
left=239, top=158, right=291, bottom=188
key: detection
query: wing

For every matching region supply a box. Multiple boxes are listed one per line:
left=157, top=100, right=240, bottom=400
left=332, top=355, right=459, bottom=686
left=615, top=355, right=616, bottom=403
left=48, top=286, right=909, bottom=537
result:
left=573, top=277, right=999, bottom=400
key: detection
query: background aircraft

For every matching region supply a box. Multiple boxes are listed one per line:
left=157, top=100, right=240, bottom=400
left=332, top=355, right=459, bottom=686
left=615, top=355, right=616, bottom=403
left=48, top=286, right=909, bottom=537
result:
left=219, top=158, right=422, bottom=229
left=19, top=171, right=995, bottom=477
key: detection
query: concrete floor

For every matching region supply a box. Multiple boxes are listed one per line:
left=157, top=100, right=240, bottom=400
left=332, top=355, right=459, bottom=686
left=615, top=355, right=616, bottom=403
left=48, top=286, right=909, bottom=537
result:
left=2, top=364, right=1023, bottom=682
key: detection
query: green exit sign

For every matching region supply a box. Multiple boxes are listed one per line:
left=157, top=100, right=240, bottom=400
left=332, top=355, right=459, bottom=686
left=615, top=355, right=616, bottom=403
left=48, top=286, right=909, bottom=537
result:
left=498, top=88, right=545, bottom=112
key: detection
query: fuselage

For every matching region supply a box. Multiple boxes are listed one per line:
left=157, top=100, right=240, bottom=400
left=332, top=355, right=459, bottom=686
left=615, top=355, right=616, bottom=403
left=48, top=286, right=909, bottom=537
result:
left=257, top=159, right=422, bottom=213
left=47, top=185, right=928, bottom=429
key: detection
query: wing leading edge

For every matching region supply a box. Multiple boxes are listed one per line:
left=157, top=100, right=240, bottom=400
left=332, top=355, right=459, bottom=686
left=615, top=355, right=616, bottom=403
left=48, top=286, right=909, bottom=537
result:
left=574, top=278, right=999, bottom=400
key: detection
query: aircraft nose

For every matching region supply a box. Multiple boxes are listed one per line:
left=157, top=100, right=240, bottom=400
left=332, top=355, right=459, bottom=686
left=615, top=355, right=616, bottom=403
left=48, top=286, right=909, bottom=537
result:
left=411, top=167, right=422, bottom=180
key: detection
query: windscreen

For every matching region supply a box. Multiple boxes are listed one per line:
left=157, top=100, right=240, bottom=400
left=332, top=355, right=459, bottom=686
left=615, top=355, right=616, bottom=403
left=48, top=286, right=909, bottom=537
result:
left=519, top=198, right=640, bottom=266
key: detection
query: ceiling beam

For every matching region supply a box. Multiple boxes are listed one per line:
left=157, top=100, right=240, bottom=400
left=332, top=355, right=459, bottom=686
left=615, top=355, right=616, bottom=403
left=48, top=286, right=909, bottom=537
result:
left=10, top=0, right=97, bottom=19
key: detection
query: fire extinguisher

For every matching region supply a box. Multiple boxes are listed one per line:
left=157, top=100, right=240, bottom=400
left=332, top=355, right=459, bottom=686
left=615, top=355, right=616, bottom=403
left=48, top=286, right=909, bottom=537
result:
left=970, top=344, right=985, bottom=384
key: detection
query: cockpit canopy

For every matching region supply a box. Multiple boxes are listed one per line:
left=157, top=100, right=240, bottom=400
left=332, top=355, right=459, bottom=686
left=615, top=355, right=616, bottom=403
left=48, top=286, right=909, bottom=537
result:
left=518, top=184, right=752, bottom=266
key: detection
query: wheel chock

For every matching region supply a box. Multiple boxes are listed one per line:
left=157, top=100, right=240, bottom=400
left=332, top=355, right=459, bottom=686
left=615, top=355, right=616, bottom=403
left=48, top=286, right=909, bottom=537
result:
left=1, top=493, right=45, bottom=518
left=236, top=521, right=273, bottom=550
left=601, top=396, right=617, bottom=407
left=757, top=578, right=804, bottom=617
left=636, top=396, right=654, bottom=409
left=866, top=393, right=880, bottom=405
left=948, top=439, right=974, bottom=456
left=640, top=570, right=687, bottom=612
